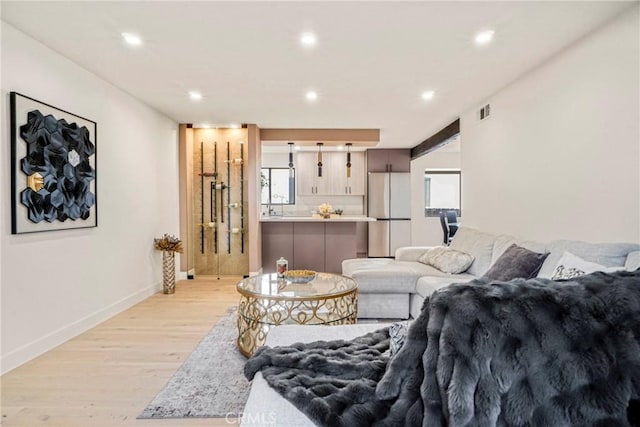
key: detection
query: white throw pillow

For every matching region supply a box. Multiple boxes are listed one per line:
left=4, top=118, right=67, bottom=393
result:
left=625, top=251, right=640, bottom=271
left=551, top=251, right=624, bottom=280
left=418, top=247, right=474, bottom=274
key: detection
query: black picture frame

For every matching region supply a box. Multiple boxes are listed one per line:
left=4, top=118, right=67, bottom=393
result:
left=10, top=92, right=98, bottom=234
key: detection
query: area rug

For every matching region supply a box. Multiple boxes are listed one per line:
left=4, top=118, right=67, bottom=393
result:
left=138, top=307, right=250, bottom=419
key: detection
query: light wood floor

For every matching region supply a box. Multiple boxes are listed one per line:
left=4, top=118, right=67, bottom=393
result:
left=1, top=277, right=243, bottom=427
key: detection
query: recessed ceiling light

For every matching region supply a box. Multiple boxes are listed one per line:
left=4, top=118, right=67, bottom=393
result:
left=300, top=32, right=317, bottom=47
left=306, top=91, right=318, bottom=101
left=421, top=90, right=435, bottom=100
left=475, top=30, right=495, bottom=45
left=189, top=91, right=203, bottom=101
left=121, top=32, right=142, bottom=46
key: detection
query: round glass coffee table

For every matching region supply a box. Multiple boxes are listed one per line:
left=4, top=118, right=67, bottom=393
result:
left=236, top=272, right=358, bottom=357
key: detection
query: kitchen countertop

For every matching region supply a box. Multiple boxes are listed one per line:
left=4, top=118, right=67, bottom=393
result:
left=260, top=215, right=376, bottom=222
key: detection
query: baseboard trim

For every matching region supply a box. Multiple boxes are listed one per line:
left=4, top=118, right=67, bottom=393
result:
left=1, top=282, right=162, bottom=375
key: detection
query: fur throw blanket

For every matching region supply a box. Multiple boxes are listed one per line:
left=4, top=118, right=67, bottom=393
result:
left=245, top=270, right=640, bottom=426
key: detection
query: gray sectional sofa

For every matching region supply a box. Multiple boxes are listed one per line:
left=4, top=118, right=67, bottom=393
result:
left=342, top=226, right=640, bottom=319
left=240, top=227, right=640, bottom=426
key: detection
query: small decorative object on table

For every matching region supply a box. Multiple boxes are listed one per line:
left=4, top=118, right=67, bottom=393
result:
left=285, top=269, right=317, bottom=283
left=276, top=257, right=288, bottom=278
left=318, top=203, right=333, bottom=219
left=153, top=234, right=183, bottom=294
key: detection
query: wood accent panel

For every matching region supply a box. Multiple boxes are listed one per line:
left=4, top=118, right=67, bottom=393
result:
left=178, top=124, right=194, bottom=273
left=410, top=119, right=460, bottom=159
left=246, top=124, right=262, bottom=274
left=261, top=128, right=379, bottom=145
left=0, top=277, right=243, bottom=426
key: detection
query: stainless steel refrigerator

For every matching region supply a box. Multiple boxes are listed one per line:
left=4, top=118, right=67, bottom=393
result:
left=368, top=172, right=412, bottom=257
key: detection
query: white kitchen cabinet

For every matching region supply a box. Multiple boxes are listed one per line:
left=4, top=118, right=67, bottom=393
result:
left=296, top=151, right=365, bottom=196
left=346, top=152, right=365, bottom=195
left=296, top=152, right=319, bottom=195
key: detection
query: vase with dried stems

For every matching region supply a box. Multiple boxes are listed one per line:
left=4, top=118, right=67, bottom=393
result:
left=153, top=234, right=183, bottom=294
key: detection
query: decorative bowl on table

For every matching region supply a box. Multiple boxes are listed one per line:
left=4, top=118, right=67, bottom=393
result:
left=285, top=270, right=317, bottom=283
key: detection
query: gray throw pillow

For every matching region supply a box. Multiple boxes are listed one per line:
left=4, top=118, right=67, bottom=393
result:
left=481, top=244, right=549, bottom=281
left=417, top=247, right=474, bottom=274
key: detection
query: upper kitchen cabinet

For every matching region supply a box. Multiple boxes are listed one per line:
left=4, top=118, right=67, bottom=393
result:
left=367, top=149, right=411, bottom=172
left=296, top=151, right=365, bottom=196
left=344, top=151, right=365, bottom=195
left=296, top=152, right=325, bottom=195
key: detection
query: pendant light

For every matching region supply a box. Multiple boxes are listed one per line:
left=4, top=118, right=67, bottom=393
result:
left=346, top=143, right=352, bottom=178
left=317, top=142, right=323, bottom=177
left=288, top=142, right=294, bottom=178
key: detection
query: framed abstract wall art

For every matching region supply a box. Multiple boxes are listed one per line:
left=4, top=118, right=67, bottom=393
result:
left=10, top=92, right=97, bottom=234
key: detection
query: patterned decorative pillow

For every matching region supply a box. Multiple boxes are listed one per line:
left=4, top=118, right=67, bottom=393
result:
left=417, top=247, right=474, bottom=274
left=552, top=265, right=587, bottom=280
left=481, top=244, right=549, bottom=281
left=389, top=321, right=410, bottom=356
left=551, top=251, right=624, bottom=280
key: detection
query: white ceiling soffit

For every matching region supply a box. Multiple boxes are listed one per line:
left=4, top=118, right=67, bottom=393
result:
left=1, top=2, right=633, bottom=149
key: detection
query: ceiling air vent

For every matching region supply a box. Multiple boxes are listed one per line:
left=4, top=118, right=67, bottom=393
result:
left=478, top=104, right=491, bottom=121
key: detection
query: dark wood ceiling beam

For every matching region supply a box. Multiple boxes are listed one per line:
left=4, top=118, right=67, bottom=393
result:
left=410, top=119, right=460, bottom=159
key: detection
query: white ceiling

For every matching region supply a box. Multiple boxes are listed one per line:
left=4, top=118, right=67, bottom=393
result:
left=1, top=1, right=633, bottom=149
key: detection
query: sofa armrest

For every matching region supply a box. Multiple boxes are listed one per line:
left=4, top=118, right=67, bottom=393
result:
left=394, top=246, right=437, bottom=261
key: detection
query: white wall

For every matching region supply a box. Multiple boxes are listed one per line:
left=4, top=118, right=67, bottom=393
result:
left=1, top=23, right=180, bottom=373
left=460, top=7, right=639, bottom=244
left=410, top=149, right=461, bottom=246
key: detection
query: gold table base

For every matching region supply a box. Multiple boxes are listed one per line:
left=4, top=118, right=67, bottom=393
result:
left=236, top=290, right=357, bottom=357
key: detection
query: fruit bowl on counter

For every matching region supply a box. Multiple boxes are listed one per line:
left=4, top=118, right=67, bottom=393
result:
left=285, top=270, right=317, bottom=283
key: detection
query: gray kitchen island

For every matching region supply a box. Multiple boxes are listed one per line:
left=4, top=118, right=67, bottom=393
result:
left=261, top=216, right=375, bottom=274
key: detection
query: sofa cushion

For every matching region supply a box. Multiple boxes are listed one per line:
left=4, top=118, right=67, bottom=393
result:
left=626, top=251, right=640, bottom=271
left=344, top=258, right=452, bottom=293
left=349, top=262, right=434, bottom=293
left=449, top=227, right=498, bottom=276
left=417, top=247, right=474, bottom=274
left=395, top=246, right=434, bottom=262
left=537, top=240, right=640, bottom=279
left=551, top=251, right=625, bottom=280
left=415, top=274, right=475, bottom=298
left=481, top=244, right=548, bottom=281
left=342, top=258, right=396, bottom=277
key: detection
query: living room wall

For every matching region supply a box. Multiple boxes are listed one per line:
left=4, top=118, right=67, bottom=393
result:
left=460, top=7, right=639, bottom=244
left=0, top=23, right=180, bottom=373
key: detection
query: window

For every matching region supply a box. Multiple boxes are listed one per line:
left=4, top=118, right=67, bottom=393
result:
left=424, top=170, right=460, bottom=217
left=261, top=168, right=295, bottom=205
